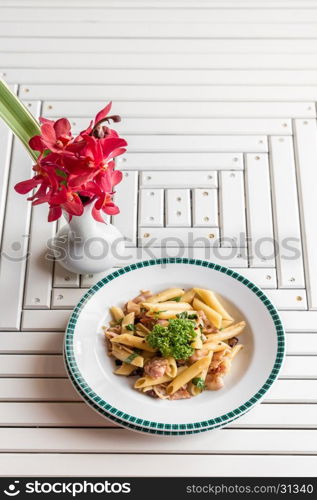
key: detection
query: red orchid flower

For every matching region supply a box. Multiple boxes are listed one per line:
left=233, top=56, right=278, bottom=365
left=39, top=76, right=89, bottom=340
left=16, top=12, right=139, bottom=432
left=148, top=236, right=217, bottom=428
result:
left=14, top=103, right=127, bottom=223
left=39, top=117, right=73, bottom=152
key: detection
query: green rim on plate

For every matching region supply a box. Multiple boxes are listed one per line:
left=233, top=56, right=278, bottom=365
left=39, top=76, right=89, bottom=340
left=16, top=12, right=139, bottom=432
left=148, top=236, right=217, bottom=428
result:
left=64, top=258, right=285, bottom=431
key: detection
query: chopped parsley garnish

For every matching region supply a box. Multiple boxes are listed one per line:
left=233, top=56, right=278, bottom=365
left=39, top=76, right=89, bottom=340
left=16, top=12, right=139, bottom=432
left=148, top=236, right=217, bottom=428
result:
left=124, top=352, right=139, bottom=364
left=192, top=377, right=205, bottom=390
left=176, top=311, right=198, bottom=320
left=170, top=296, right=182, bottom=302
left=147, top=318, right=197, bottom=360
left=125, top=324, right=136, bottom=331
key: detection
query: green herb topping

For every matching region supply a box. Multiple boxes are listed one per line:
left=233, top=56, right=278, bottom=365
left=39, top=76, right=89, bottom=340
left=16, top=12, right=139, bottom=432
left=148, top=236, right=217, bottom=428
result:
left=147, top=318, right=197, bottom=360
left=192, top=377, right=205, bottom=390
left=124, top=352, right=139, bottom=364
left=170, top=296, right=182, bottom=302
left=176, top=311, right=198, bottom=320
left=125, top=324, right=136, bottom=331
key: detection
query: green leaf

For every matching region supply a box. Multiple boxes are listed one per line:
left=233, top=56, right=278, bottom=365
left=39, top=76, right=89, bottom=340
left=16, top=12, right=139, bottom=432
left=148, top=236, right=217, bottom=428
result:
left=55, top=168, right=67, bottom=178
left=192, top=377, right=205, bottom=390
left=0, top=78, right=41, bottom=162
left=170, top=296, right=181, bottom=302
left=125, top=324, right=136, bottom=331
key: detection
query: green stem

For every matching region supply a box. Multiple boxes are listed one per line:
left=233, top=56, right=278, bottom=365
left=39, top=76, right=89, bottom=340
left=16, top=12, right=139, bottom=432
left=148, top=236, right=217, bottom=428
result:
left=0, top=78, right=41, bottom=162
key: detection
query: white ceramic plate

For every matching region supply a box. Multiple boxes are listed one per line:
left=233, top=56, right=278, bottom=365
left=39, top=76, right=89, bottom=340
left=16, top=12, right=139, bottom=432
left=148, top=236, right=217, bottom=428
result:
left=64, top=258, right=285, bottom=433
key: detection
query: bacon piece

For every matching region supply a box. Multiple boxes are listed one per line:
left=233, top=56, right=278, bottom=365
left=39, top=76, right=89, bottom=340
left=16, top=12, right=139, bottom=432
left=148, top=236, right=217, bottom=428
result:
left=144, top=357, right=168, bottom=379
left=132, top=290, right=153, bottom=304
left=169, top=386, right=191, bottom=400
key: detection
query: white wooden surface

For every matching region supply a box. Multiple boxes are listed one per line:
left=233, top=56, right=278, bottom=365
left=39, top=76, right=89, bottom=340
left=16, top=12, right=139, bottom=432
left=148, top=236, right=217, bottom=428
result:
left=0, top=0, right=317, bottom=478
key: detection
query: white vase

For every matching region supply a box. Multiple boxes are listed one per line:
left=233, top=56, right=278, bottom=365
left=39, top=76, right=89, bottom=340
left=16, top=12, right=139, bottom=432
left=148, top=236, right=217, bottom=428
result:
left=52, top=203, right=125, bottom=274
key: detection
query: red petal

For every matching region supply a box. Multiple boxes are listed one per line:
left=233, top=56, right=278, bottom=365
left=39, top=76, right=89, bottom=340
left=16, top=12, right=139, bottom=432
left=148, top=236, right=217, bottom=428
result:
left=54, top=118, right=71, bottom=138
left=101, top=138, right=127, bottom=159
left=14, top=177, right=41, bottom=194
left=94, top=102, right=112, bottom=125
left=63, top=193, right=84, bottom=216
left=39, top=117, right=54, bottom=125
left=103, top=202, right=120, bottom=215
left=41, top=122, right=56, bottom=145
left=48, top=206, right=62, bottom=222
left=29, top=135, right=45, bottom=152
left=92, top=205, right=106, bottom=223
left=111, top=169, right=123, bottom=186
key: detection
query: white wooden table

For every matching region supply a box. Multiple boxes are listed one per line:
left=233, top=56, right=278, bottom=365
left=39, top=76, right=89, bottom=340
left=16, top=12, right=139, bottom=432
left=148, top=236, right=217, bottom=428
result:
left=1, top=0, right=317, bottom=477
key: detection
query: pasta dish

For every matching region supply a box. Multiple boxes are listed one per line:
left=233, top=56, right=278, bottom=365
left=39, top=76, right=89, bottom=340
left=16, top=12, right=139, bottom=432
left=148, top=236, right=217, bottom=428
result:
left=103, top=287, right=245, bottom=400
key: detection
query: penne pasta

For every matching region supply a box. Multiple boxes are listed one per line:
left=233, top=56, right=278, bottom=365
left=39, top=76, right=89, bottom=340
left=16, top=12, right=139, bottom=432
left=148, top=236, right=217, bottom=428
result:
left=146, top=288, right=185, bottom=303
left=189, top=365, right=210, bottom=397
left=111, top=333, right=156, bottom=352
left=142, top=301, right=192, bottom=312
left=194, top=288, right=234, bottom=322
left=104, top=286, right=246, bottom=401
left=115, top=363, right=136, bottom=376
left=192, top=297, right=222, bottom=329
left=134, top=373, right=172, bottom=389
left=166, top=357, right=177, bottom=378
left=206, top=321, right=246, bottom=342
left=166, top=354, right=212, bottom=395
left=147, top=310, right=180, bottom=319
left=111, top=343, right=144, bottom=367
left=191, top=327, right=203, bottom=349
left=230, top=343, right=244, bottom=360
left=180, top=288, right=196, bottom=303
left=121, top=312, right=135, bottom=333
left=110, top=306, right=124, bottom=322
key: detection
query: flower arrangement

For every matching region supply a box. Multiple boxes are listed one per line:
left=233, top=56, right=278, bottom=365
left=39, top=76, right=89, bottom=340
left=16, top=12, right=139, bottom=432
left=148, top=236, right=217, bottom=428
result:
left=13, top=102, right=127, bottom=223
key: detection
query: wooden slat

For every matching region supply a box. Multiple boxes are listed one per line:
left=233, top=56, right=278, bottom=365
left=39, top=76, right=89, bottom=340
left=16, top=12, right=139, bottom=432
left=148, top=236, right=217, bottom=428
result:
left=23, top=204, right=55, bottom=309
left=4, top=22, right=317, bottom=38
left=20, top=84, right=317, bottom=101
left=165, top=189, right=191, bottom=227
left=0, top=453, right=316, bottom=477
left=294, top=119, right=317, bottom=310
left=286, top=333, right=317, bottom=355
left=139, top=189, right=164, bottom=227
left=140, top=171, right=217, bottom=188
left=0, top=355, right=65, bottom=377
left=219, top=171, right=246, bottom=248
left=280, top=311, right=317, bottom=332
left=44, top=101, right=316, bottom=119
left=21, top=310, right=71, bottom=332
left=0, top=378, right=77, bottom=401
left=116, top=152, right=243, bottom=171
left=237, top=268, right=277, bottom=289
left=112, top=171, right=138, bottom=247
left=1, top=427, right=317, bottom=454
left=0, top=332, right=64, bottom=354
left=51, top=288, right=86, bottom=309
left=9, top=67, right=317, bottom=88
left=245, top=154, right=275, bottom=268
left=138, top=227, right=220, bottom=247
left=7, top=37, right=317, bottom=56
left=50, top=114, right=293, bottom=134
left=269, top=136, right=305, bottom=288
left=192, top=189, right=218, bottom=228
left=0, top=102, right=41, bottom=330
left=266, top=289, right=307, bottom=310
left=5, top=7, right=317, bottom=23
